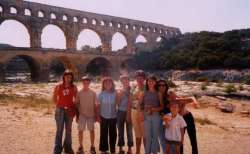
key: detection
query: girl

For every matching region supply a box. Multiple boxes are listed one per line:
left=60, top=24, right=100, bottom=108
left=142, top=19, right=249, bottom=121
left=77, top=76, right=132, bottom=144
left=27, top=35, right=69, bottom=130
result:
left=141, top=76, right=163, bottom=154
left=97, top=77, right=118, bottom=154
left=117, top=74, right=133, bottom=154
left=53, top=70, right=78, bottom=154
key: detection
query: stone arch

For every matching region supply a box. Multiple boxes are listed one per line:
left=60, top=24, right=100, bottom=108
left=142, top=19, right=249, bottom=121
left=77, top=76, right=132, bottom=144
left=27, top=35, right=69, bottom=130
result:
left=10, top=6, right=17, bottom=14
left=0, top=19, right=30, bottom=47
left=120, top=58, right=134, bottom=74
left=156, top=36, right=164, bottom=42
left=41, top=24, right=66, bottom=49
left=49, top=56, right=76, bottom=81
left=135, top=34, right=148, bottom=43
left=24, top=8, right=31, bottom=16
left=111, top=32, right=128, bottom=51
left=86, top=57, right=112, bottom=76
left=0, top=5, right=3, bottom=12
left=4, top=55, right=40, bottom=82
left=38, top=10, right=45, bottom=18
left=77, top=29, right=102, bottom=51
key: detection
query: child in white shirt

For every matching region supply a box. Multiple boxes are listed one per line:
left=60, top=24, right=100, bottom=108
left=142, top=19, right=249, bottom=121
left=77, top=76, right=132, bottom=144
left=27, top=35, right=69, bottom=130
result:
left=163, top=101, right=187, bottom=154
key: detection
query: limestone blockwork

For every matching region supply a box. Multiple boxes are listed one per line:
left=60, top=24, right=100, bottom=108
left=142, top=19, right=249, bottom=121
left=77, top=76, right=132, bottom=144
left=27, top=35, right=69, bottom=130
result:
left=0, top=0, right=181, bottom=53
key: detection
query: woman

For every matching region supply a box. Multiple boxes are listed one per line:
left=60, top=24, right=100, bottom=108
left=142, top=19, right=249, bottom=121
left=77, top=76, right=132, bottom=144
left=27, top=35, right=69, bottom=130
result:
left=157, top=79, right=170, bottom=154
left=97, top=77, right=118, bottom=154
left=141, top=76, right=163, bottom=154
left=53, top=70, right=78, bottom=154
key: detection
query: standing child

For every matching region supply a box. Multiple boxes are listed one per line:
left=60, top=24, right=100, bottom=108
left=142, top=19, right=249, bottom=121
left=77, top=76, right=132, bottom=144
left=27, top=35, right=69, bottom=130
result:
left=75, top=76, right=97, bottom=154
left=117, top=75, right=133, bottom=154
left=163, top=101, right=187, bottom=154
left=97, top=77, right=118, bottom=154
left=53, top=70, right=78, bottom=154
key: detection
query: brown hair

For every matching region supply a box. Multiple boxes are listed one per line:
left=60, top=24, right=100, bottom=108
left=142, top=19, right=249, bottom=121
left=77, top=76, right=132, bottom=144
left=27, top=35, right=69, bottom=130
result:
left=101, top=77, right=115, bottom=92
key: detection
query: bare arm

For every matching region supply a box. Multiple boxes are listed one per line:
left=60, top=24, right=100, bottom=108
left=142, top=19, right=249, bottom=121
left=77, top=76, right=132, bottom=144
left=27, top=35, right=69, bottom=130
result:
left=180, top=127, right=185, bottom=144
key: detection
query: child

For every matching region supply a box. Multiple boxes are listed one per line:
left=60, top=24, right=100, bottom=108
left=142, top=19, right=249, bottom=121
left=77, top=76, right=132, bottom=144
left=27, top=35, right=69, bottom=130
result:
left=97, top=77, right=118, bottom=154
left=163, top=101, right=187, bottom=154
left=117, top=75, right=133, bottom=154
left=75, top=76, right=97, bottom=154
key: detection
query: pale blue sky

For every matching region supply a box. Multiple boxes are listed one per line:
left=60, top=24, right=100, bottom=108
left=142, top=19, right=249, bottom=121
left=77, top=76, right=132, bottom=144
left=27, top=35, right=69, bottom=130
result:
left=0, top=0, right=249, bottom=49
left=27, top=0, right=250, bottom=32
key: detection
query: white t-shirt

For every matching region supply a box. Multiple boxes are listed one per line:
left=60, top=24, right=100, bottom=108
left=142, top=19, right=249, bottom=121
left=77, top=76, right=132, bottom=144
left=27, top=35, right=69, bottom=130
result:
left=165, top=113, right=187, bottom=142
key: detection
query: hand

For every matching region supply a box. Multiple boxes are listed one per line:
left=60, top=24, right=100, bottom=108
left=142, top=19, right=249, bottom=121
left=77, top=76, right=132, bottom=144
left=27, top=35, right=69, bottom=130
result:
left=163, top=115, right=172, bottom=123
left=96, top=116, right=101, bottom=123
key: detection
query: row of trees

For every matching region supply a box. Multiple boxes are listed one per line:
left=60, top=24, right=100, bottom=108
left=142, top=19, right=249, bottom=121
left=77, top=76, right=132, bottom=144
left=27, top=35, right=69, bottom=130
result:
left=131, top=29, right=250, bottom=70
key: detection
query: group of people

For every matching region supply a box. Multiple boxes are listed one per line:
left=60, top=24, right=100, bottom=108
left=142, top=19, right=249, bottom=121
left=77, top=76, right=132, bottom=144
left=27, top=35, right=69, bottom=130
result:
left=53, top=69, right=198, bottom=154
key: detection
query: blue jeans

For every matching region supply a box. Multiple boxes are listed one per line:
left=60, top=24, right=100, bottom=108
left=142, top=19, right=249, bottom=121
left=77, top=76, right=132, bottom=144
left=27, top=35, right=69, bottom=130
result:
left=54, top=107, right=73, bottom=154
left=144, top=113, right=161, bottom=154
left=117, top=110, right=134, bottom=147
left=159, top=118, right=166, bottom=154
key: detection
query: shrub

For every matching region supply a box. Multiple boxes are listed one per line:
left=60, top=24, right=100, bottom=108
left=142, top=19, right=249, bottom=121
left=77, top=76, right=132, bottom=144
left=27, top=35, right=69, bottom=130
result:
left=201, top=82, right=208, bottom=91
left=242, top=76, right=250, bottom=85
left=216, top=80, right=224, bottom=87
left=224, top=84, right=237, bottom=94
left=196, top=76, right=209, bottom=82
left=239, top=84, right=244, bottom=91
left=166, top=79, right=177, bottom=88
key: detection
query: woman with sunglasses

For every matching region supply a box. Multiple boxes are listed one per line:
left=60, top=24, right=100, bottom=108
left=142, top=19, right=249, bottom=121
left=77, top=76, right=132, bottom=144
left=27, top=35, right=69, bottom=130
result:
left=157, top=79, right=170, bottom=154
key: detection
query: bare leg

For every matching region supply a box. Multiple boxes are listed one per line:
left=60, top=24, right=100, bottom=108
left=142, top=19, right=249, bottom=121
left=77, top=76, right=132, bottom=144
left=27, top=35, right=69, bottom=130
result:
left=78, top=130, right=83, bottom=147
left=135, top=138, right=142, bottom=154
left=90, top=130, right=95, bottom=147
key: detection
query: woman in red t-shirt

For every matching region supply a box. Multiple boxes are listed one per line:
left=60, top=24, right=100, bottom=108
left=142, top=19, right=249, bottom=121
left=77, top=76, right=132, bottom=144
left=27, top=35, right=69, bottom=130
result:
left=53, top=70, right=78, bottom=154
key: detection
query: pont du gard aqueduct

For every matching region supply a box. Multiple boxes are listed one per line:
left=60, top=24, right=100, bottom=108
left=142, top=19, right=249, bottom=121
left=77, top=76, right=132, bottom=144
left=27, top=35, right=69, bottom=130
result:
left=0, top=0, right=181, bottom=82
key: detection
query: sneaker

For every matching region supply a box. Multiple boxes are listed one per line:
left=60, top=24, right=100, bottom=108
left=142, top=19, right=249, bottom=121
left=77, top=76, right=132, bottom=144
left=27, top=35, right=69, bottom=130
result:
left=90, top=147, right=96, bottom=154
left=76, top=146, right=84, bottom=154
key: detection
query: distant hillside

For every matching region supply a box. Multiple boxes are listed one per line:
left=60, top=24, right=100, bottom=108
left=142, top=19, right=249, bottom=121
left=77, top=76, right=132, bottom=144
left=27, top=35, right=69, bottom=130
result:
left=131, top=29, right=250, bottom=70
left=0, top=43, right=14, bottom=48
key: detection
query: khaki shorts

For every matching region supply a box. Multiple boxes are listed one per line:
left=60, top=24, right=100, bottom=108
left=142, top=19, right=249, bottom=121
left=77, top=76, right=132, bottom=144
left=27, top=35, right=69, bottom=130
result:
left=131, top=109, right=144, bottom=138
left=78, top=115, right=95, bottom=131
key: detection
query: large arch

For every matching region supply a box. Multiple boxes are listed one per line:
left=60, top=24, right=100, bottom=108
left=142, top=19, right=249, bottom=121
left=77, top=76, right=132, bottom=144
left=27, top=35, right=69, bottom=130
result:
left=49, top=56, right=77, bottom=81
left=135, top=34, right=147, bottom=43
left=41, top=24, right=66, bottom=49
left=0, top=19, right=30, bottom=47
left=77, top=29, right=102, bottom=51
left=4, top=55, right=40, bottom=82
left=111, top=32, right=128, bottom=52
left=120, top=58, right=135, bottom=74
left=86, top=57, right=112, bottom=76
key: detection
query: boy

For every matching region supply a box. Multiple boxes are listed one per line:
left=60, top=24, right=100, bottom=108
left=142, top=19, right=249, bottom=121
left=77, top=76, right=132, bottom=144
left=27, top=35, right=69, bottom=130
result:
left=163, top=101, right=187, bottom=154
left=75, top=76, right=97, bottom=154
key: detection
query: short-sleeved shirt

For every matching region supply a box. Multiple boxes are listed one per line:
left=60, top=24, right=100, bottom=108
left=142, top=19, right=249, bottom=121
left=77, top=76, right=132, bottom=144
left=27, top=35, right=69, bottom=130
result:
left=98, top=90, right=117, bottom=119
left=55, top=84, right=77, bottom=108
left=165, top=113, right=187, bottom=142
left=76, top=89, right=96, bottom=118
left=118, top=89, right=130, bottom=111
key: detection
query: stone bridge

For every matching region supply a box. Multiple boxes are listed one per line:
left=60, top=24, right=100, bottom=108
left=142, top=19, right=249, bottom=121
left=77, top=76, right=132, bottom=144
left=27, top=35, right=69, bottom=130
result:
left=0, top=0, right=181, bottom=82
left=0, top=48, right=132, bottom=82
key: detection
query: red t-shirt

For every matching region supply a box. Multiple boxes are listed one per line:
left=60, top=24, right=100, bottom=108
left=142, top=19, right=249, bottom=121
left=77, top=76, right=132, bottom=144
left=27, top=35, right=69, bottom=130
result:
left=55, top=84, right=77, bottom=108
